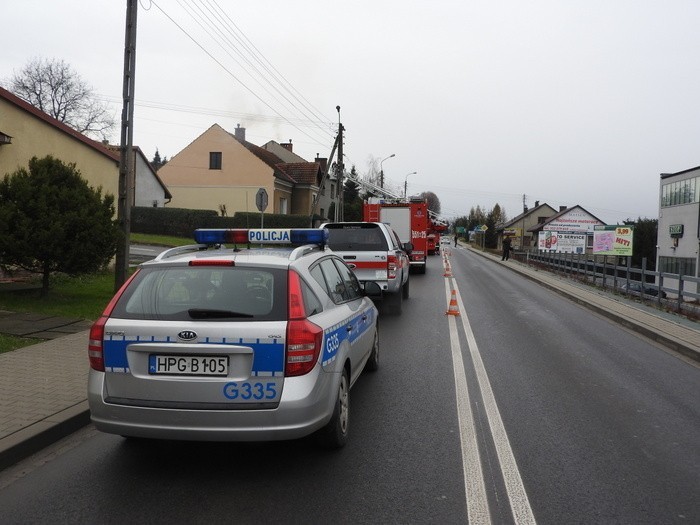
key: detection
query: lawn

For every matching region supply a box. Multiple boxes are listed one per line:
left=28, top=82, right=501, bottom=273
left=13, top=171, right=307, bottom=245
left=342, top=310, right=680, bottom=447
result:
left=0, top=271, right=118, bottom=320
left=0, top=333, right=42, bottom=354
left=0, top=236, right=188, bottom=354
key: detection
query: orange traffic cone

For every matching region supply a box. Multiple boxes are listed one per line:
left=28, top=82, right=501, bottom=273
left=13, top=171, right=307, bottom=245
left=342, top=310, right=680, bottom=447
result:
left=446, top=289, right=460, bottom=316
left=443, top=262, right=453, bottom=277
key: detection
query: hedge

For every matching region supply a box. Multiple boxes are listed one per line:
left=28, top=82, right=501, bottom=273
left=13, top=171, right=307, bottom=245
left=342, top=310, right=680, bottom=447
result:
left=131, top=207, right=319, bottom=237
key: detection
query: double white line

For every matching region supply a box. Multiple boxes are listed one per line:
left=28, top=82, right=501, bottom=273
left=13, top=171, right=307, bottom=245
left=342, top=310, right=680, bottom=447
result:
left=445, top=279, right=536, bottom=525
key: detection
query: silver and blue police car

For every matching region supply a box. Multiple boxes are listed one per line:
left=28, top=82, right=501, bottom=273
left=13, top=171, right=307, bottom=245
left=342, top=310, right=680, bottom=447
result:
left=87, top=228, right=380, bottom=448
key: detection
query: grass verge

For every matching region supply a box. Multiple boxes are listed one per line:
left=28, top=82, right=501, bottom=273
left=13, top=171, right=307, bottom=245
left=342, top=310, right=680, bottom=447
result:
left=0, top=333, right=43, bottom=354
left=0, top=236, right=184, bottom=354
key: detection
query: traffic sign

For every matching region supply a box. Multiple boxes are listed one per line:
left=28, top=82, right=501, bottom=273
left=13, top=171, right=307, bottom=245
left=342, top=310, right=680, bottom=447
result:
left=255, top=188, right=268, bottom=212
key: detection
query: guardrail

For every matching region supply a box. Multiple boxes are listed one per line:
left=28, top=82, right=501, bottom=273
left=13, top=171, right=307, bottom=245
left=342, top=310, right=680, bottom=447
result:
left=513, top=251, right=700, bottom=313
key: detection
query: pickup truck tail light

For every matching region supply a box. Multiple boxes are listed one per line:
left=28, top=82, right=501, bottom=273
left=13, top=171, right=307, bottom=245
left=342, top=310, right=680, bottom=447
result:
left=387, top=255, right=398, bottom=279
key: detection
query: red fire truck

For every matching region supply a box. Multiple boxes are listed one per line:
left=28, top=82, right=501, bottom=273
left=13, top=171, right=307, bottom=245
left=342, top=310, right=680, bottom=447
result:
left=427, top=210, right=448, bottom=255
left=363, top=198, right=429, bottom=274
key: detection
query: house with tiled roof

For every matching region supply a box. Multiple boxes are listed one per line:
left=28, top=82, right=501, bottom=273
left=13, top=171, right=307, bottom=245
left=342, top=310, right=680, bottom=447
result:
left=527, top=205, right=606, bottom=253
left=158, top=123, right=333, bottom=220
left=0, top=86, right=170, bottom=209
left=497, top=201, right=557, bottom=250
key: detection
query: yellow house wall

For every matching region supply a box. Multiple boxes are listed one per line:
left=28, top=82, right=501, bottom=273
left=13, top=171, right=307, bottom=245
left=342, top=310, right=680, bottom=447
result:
left=291, top=187, right=315, bottom=215
left=0, top=99, right=119, bottom=199
left=158, top=124, right=278, bottom=214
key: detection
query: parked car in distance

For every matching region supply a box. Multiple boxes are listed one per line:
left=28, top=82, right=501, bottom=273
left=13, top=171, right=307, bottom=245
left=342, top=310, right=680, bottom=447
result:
left=321, top=222, right=411, bottom=315
left=620, top=281, right=666, bottom=298
left=88, top=228, right=381, bottom=448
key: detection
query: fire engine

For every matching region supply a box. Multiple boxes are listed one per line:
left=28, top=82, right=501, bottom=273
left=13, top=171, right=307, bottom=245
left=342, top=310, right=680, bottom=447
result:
left=363, top=198, right=429, bottom=273
left=343, top=172, right=448, bottom=274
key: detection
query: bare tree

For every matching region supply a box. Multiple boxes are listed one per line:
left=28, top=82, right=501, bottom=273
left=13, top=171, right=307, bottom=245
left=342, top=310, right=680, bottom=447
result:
left=8, top=57, right=115, bottom=140
left=420, top=191, right=442, bottom=214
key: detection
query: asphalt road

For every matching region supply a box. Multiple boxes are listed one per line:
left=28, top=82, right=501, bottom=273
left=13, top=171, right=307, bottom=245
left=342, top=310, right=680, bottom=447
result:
left=0, top=248, right=698, bottom=524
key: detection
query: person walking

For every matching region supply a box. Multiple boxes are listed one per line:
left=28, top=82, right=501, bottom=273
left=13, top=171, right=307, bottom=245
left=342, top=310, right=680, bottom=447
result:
left=501, top=237, right=512, bottom=261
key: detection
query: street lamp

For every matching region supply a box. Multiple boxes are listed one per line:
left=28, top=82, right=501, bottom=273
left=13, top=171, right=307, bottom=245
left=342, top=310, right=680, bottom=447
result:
left=379, top=153, right=395, bottom=188
left=404, top=171, right=417, bottom=198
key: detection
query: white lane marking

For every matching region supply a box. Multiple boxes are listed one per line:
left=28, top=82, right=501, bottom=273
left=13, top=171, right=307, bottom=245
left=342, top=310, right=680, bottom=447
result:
left=445, top=281, right=491, bottom=524
left=453, top=285, right=537, bottom=525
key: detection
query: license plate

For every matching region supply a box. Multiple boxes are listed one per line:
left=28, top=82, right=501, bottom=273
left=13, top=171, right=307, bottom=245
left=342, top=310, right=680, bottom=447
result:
left=149, top=355, right=229, bottom=376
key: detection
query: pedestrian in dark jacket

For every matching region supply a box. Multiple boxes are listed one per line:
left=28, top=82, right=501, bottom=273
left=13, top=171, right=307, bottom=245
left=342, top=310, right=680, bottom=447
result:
left=502, top=237, right=512, bottom=261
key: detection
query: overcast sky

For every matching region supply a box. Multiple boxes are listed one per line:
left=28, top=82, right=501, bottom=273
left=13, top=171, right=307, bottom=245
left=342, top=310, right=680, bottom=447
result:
left=3, top=1, right=700, bottom=222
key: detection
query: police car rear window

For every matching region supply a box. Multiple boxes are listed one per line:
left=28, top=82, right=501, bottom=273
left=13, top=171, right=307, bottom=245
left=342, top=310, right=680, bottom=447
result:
left=111, top=267, right=286, bottom=321
left=325, top=224, right=389, bottom=251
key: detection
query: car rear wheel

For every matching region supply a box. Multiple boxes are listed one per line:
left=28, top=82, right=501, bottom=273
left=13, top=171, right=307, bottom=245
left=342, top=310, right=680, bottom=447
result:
left=317, top=368, right=349, bottom=448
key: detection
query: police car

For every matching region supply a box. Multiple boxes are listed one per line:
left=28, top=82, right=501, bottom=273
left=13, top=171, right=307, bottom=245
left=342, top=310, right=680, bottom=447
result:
left=88, top=228, right=380, bottom=448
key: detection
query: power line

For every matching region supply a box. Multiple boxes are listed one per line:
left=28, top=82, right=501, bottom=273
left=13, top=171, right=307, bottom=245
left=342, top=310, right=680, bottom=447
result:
left=149, top=0, right=332, bottom=149
left=175, top=0, right=333, bottom=145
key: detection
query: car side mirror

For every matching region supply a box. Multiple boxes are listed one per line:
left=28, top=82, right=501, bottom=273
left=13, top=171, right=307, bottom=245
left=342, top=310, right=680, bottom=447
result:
left=403, top=242, right=413, bottom=253
left=362, top=281, right=383, bottom=299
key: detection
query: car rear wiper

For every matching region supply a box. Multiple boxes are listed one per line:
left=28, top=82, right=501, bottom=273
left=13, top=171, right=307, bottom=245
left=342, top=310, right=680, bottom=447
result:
left=188, top=308, right=254, bottom=319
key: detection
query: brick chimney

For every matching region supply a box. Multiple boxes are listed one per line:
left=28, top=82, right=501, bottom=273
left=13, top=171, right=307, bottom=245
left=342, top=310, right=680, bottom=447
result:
left=280, top=139, right=293, bottom=153
left=234, top=124, right=246, bottom=142
left=315, top=154, right=328, bottom=174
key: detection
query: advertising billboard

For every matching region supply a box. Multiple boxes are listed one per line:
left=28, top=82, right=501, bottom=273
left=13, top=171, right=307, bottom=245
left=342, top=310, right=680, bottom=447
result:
left=538, top=231, right=586, bottom=253
left=592, top=225, right=634, bottom=256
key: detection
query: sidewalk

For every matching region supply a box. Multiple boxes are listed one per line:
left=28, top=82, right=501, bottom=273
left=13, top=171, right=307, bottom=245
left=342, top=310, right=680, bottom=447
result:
left=1, top=252, right=699, bottom=471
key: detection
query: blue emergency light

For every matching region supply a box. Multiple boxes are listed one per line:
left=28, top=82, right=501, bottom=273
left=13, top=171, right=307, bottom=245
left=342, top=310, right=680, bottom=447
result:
left=194, top=228, right=328, bottom=246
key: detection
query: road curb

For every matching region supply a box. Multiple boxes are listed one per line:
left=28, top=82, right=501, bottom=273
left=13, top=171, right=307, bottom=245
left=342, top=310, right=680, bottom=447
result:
left=0, top=401, right=90, bottom=471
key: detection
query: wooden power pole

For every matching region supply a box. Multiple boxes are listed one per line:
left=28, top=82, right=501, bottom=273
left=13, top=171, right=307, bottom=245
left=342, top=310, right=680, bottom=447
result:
left=115, top=0, right=138, bottom=291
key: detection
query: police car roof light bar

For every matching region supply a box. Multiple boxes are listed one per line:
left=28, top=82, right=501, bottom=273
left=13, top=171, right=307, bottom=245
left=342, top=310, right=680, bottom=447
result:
left=194, top=228, right=329, bottom=247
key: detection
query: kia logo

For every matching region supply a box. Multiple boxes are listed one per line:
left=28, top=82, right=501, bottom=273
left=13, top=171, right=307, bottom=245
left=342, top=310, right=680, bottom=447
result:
left=178, top=330, right=198, bottom=341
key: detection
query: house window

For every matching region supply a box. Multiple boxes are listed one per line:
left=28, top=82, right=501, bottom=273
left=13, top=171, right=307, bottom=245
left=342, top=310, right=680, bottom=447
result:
left=331, top=183, right=335, bottom=199
left=279, top=197, right=288, bottom=214
left=209, top=152, right=222, bottom=170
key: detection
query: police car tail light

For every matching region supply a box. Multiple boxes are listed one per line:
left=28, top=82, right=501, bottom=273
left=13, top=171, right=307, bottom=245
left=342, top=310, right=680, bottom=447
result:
left=387, top=255, right=398, bottom=279
left=286, top=270, right=322, bottom=377
left=88, top=270, right=139, bottom=372
left=88, top=317, right=107, bottom=371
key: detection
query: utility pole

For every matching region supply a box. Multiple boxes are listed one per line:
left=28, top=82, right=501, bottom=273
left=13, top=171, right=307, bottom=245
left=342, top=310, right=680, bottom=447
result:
left=310, top=106, right=343, bottom=225
left=115, top=0, right=138, bottom=291
left=335, top=106, right=344, bottom=221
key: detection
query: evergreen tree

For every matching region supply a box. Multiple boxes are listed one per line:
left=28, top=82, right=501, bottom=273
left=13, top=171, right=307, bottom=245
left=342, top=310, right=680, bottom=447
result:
left=151, top=149, right=168, bottom=171
left=624, top=217, right=658, bottom=270
left=0, top=156, right=119, bottom=295
left=343, top=166, right=363, bottom=221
